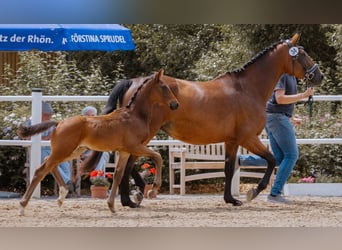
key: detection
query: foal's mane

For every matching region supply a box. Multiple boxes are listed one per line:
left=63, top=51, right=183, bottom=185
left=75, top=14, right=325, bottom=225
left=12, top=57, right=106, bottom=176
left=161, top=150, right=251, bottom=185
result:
left=125, top=76, right=153, bottom=109
left=226, top=40, right=283, bottom=75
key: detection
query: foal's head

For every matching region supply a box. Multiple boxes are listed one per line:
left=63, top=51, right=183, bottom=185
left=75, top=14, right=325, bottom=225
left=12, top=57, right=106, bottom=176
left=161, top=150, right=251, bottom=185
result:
left=283, top=33, right=323, bottom=87
left=127, top=69, right=179, bottom=111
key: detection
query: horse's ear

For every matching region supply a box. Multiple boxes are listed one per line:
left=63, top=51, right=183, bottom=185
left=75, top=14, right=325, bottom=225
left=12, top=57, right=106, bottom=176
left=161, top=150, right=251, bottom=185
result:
left=290, top=33, right=301, bottom=46
left=155, top=69, right=164, bottom=80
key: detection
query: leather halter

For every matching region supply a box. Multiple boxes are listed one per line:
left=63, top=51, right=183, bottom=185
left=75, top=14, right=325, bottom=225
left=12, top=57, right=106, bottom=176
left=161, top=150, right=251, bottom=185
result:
left=285, top=39, right=315, bottom=118
left=285, top=39, right=318, bottom=84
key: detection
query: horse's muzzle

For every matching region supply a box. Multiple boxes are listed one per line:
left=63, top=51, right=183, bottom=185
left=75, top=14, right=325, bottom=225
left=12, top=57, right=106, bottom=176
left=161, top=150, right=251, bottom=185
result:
left=169, top=101, right=179, bottom=110
left=306, top=64, right=324, bottom=87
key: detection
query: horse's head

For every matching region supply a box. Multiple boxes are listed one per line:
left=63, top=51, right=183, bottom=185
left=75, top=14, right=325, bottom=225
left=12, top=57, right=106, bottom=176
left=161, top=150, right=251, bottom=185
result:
left=285, top=33, right=323, bottom=87
left=149, top=69, right=179, bottom=110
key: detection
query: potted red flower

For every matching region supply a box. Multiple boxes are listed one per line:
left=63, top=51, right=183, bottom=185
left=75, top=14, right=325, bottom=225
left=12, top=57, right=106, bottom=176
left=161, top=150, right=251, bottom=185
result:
left=89, top=170, right=112, bottom=199
left=140, top=163, right=157, bottom=198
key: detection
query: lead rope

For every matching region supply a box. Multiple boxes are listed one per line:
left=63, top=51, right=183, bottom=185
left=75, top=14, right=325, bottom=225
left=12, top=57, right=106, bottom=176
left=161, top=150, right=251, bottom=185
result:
left=308, top=95, right=313, bottom=119
left=306, top=81, right=313, bottom=119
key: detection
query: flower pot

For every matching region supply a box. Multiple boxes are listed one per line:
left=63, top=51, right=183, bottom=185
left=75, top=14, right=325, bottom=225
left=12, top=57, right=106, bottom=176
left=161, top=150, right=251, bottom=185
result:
left=90, top=185, right=108, bottom=199
left=144, top=184, right=157, bottom=198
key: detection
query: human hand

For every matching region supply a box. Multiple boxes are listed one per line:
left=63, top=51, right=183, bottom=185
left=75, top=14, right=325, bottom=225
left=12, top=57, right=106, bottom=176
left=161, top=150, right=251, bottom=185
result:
left=291, top=114, right=302, bottom=126
left=303, top=87, right=314, bottom=98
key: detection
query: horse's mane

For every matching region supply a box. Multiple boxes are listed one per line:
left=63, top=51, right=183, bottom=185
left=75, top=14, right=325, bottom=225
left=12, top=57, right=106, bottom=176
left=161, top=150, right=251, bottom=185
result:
left=226, top=40, right=284, bottom=75
left=125, top=76, right=152, bottom=109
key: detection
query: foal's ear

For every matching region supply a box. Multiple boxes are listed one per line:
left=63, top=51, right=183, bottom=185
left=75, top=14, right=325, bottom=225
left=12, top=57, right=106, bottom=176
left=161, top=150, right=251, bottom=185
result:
left=155, top=68, right=164, bottom=80
left=290, top=33, right=301, bottom=46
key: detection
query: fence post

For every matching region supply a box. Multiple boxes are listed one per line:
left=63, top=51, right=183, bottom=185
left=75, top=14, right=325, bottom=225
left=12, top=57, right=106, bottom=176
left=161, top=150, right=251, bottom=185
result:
left=30, top=88, right=42, bottom=198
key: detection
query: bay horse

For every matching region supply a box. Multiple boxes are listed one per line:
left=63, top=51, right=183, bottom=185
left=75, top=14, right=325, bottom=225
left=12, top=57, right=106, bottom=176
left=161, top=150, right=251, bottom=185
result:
left=17, top=69, right=179, bottom=214
left=83, top=33, right=323, bottom=209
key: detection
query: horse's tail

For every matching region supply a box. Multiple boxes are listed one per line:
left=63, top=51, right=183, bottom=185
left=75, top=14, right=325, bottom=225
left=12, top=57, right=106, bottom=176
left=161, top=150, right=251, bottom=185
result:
left=17, top=120, right=58, bottom=139
left=79, top=79, right=133, bottom=176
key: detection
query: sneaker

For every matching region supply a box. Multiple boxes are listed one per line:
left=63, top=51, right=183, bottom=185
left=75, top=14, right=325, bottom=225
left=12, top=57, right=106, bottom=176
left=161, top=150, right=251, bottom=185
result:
left=267, top=194, right=292, bottom=204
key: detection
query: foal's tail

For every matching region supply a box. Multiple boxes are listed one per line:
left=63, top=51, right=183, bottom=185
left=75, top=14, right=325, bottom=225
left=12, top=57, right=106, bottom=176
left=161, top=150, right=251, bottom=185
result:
left=79, top=79, right=133, bottom=176
left=17, top=120, right=58, bottom=139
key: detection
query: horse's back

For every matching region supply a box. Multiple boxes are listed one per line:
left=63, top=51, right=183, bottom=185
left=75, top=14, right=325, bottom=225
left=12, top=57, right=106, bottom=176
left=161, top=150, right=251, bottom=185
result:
left=159, top=74, right=265, bottom=144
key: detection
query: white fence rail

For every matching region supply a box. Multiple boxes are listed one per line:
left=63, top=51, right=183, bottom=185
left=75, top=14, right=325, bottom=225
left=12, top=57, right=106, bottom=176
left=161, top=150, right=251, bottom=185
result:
left=0, top=90, right=341, bottom=198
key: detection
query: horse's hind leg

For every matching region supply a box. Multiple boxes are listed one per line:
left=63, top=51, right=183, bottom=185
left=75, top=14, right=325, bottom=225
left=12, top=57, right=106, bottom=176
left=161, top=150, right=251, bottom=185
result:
left=51, top=168, right=68, bottom=207
left=19, top=160, right=57, bottom=215
left=246, top=149, right=276, bottom=201
left=241, top=138, right=276, bottom=202
left=107, top=152, right=130, bottom=213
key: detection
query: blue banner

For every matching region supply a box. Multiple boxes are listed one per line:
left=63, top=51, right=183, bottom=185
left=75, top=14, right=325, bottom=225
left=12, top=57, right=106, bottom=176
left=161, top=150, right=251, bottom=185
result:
left=0, top=24, right=135, bottom=51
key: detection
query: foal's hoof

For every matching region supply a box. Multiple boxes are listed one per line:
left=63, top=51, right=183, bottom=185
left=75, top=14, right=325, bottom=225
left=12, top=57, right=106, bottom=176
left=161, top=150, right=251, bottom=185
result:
left=147, top=190, right=157, bottom=199
left=57, top=186, right=68, bottom=207
left=19, top=201, right=27, bottom=215
left=107, top=201, right=115, bottom=213
left=19, top=206, right=25, bottom=216
left=57, top=199, right=63, bottom=207
left=246, top=188, right=259, bottom=202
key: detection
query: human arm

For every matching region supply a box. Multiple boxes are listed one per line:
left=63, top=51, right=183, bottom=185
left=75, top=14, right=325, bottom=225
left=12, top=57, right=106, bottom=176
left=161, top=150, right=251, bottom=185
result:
left=274, top=87, right=314, bottom=105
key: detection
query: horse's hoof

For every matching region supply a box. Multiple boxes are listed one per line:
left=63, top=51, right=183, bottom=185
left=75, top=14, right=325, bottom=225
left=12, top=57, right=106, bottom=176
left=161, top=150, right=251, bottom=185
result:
left=232, top=200, right=243, bottom=206
left=133, top=191, right=144, bottom=206
left=224, top=198, right=243, bottom=206
left=107, top=201, right=115, bottom=213
left=57, top=199, right=63, bottom=207
left=19, top=206, right=25, bottom=216
left=122, top=200, right=139, bottom=208
left=246, top=188, right=259, bottom=202
left=147, top=190, right=156, bottom=199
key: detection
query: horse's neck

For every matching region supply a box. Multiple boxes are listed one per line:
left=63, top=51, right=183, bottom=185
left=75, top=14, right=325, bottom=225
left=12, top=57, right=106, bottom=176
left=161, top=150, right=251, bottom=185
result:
left=240, top=47, right=287, bottom=103
left=129, top=88, right=154, bottom=122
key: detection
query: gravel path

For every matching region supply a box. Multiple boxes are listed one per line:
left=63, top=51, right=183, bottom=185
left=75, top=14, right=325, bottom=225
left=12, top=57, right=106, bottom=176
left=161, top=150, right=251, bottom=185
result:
left=1, top=194, right=341, bottom=227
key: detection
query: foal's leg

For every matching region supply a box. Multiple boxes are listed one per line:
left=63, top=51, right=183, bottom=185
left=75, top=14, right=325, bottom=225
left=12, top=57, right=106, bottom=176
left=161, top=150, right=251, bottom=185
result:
left=50, top=168, right=68, bottom=207
left=107, top=152, right=130, bottom=213
left=50, top=148, right=86, bottom=206
left=19, top=160, right=58, bottom=215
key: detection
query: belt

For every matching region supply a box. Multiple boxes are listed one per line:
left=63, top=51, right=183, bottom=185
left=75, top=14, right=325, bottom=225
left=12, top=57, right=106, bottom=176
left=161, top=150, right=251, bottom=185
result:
left=266, top=112, right=292, bottom=118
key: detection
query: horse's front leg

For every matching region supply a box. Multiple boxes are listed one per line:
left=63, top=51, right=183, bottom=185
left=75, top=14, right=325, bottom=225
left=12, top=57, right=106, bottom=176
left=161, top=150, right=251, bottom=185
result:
left=107, top=152, right=130, bottom=213
left=140, top=147, right=163, bottom=199
left=223, top=157, right=243, bottom=206
left=51, top=168, right=68, bottom=207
